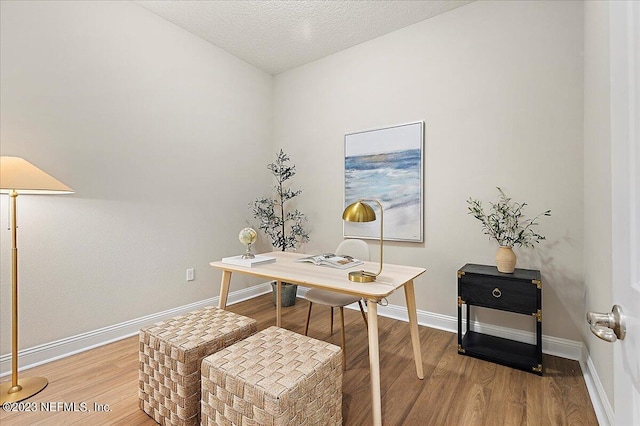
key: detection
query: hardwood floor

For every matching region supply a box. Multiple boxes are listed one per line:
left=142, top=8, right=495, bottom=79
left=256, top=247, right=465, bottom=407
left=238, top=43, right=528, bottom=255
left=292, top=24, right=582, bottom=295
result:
left=0, top=294, right=598, bottom=425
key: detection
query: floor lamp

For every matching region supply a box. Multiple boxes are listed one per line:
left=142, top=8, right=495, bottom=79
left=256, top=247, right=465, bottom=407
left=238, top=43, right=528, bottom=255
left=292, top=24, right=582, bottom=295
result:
left=0, top=156, right=74, bottom=403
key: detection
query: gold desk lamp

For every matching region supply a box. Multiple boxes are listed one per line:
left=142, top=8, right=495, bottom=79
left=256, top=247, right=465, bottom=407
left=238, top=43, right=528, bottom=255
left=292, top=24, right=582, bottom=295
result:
left=342, top=199, right=383, bottom=283
left=0, top=156, right=74, bottom=403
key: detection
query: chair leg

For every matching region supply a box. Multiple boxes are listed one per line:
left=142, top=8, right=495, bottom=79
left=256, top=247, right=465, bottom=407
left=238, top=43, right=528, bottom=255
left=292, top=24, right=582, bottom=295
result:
left=330, top=307, right=334, bottom=336
left=358, top=300, right=369, bottom=329
left=340, top=307, right=346, bottom=370
left=304, top=302, right=313, bottom=336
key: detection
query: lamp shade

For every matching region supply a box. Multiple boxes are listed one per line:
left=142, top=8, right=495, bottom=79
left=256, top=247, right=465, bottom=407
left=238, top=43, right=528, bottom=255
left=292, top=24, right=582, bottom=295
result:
left=0, top=156, right=74, bottom=194
left=342, top=201, right=376, bottom=222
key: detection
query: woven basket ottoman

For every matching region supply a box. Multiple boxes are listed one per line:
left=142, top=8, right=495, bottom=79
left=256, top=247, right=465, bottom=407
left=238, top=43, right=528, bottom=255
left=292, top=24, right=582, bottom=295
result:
left=201, top=326, right=343, bottom=426
left=139, top=306, right=257, bottom=425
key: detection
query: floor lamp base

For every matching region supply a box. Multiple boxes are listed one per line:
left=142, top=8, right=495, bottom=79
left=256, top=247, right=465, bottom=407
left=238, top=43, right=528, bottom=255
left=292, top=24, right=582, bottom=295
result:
left=0, top=377, right=48, bottom=403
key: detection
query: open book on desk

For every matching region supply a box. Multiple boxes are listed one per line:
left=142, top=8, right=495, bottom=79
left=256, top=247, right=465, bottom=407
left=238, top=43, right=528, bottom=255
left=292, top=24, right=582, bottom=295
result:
left=295, top=253, right=364, bottom=269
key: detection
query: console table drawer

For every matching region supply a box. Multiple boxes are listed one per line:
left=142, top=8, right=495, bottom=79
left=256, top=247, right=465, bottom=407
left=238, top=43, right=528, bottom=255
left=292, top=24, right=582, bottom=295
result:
left=459, top=274, right=537, bottom=314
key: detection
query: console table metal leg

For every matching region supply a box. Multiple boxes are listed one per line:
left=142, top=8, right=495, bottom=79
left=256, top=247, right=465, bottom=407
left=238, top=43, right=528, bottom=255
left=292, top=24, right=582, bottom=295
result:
left=466, top=304, right=470, bottom=333
left=218, top=270, right=232, bottom=309
left=367, top=299, right=382, bottom=426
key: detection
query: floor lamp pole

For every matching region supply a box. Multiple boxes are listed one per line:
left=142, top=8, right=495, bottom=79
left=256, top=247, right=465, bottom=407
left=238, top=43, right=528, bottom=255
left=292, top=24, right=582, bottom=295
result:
left=0, top=190, right=48, bottom=403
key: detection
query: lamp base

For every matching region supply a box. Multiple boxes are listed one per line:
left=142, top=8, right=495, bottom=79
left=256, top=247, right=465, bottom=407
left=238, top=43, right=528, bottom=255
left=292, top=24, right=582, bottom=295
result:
left=0, top=377, right=48, bottom=403
left=348, top=271, right=377, bottom=283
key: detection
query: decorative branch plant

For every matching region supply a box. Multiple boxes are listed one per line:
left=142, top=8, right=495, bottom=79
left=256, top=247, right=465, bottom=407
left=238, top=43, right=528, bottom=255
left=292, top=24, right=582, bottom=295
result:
left=251, top=149, right=310, bottom=251
left=467, top=187, right=551, bottom=248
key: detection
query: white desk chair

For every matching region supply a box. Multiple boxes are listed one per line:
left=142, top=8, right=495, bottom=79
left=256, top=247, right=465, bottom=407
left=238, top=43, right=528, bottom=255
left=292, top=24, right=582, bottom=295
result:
left=304, top=239, right=370, bottom=369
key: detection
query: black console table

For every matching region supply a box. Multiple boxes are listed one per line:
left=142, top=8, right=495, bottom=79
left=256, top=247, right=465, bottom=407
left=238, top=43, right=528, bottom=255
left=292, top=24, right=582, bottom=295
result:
left=457, top=263, right=542, bottom=375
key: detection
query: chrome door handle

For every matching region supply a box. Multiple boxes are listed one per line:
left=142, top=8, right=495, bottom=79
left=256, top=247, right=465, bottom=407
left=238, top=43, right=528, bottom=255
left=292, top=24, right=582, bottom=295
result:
left=586, top=305, right=626, bottom=342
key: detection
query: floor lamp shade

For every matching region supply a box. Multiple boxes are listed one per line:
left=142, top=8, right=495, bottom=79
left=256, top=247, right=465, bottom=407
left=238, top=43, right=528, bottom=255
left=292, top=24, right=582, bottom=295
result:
left=0, top=156, right=74, bottom=194
left=342, top=199, right=383, bottom=283
left=0, top=156, right=74, bottom=403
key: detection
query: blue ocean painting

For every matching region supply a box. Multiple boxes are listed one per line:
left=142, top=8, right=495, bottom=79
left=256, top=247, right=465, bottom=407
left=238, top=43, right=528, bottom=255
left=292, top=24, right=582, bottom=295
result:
left=345, top=148, right=422, bottom=241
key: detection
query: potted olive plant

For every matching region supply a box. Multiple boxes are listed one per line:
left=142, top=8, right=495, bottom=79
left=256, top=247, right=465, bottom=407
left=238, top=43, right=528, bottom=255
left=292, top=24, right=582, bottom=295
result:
left=467, top=187, right=550, bottom=273
left=251, top=149, right=310, bottom=305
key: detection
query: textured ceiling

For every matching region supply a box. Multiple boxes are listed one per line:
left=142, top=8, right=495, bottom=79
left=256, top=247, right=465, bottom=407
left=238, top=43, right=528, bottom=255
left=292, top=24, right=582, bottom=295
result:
left=136, top=0, right=475, bottom=75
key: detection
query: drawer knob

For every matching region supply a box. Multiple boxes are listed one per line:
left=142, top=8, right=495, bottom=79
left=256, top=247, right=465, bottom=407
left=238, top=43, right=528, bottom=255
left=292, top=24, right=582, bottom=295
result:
left=492, top=288, right=502, bottom=298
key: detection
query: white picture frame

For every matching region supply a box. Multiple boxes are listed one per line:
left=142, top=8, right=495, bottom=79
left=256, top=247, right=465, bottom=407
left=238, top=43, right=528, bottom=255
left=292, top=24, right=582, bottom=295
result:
left=343, top=121, right=424, bottom=242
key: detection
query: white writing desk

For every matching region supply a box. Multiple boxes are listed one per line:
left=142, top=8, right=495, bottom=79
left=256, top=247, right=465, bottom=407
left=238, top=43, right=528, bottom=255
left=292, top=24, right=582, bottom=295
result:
left=210, top=251, right=426, bottom=426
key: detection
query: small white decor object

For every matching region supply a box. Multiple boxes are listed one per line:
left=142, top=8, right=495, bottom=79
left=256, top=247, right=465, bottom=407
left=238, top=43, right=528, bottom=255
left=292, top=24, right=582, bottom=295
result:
left=239, top=227, right=257, bottom=259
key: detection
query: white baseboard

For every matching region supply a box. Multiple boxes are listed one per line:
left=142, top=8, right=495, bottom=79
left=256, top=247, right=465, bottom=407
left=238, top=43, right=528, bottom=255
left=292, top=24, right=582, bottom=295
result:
left=580, top=347, right=614, bottom=426
left=1, top=282, right=612, bottom=425
left=0, top=282, right=272, bottom=377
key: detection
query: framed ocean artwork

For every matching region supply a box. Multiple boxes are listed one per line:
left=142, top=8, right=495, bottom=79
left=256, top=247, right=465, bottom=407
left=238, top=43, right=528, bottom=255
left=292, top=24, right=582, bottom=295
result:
left=343, top=121, right=424, bottom=242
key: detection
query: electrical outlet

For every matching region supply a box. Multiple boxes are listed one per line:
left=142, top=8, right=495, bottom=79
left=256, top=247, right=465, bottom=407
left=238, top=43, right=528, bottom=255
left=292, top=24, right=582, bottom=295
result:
left=186, top=268, right=195, bottom=281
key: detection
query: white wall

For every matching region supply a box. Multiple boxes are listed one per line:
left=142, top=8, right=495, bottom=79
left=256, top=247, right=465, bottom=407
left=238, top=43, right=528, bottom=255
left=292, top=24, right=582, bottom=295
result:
left=274, top=0, right=585, bottom=341
left=0, top=1, right=273, bottom=356
left=583, top=0, right=615, bottom=409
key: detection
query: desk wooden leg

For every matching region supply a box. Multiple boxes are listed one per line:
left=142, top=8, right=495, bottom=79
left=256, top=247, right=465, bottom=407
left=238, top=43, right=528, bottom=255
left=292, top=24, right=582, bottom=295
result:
left=367, top=299, right=382, bottom=426
left=276, top=280, right=282, bottom=328
left=404, top=280, right=424, bottom=379
left=218, top=270, right=232, bottom=310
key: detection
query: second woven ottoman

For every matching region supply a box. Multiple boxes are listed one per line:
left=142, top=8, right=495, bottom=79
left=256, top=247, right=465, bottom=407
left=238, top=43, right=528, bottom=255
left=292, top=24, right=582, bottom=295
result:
left=139, top=306, right=257, bottom=425
left=201, top=326, right=343, bottom=426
